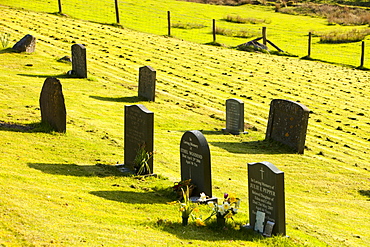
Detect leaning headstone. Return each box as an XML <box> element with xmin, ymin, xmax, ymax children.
<box><xmin>248</xmin><ymin>161</ymin><xmax>285</xmax><ymax>236</ymax></box>
<box><xmin>138</xmin><ymin>66</ymin><xmax>156</xmax><ymax>101</ymax></box>
<box><xmin>124</xmin><ymin>104</ymin><xmax>154</xmax><ymax>173</ymax></box>
<box><xmin>39</xmin><ymin>77</ymin><xmax>66</xmax><ymax>133</ymax></box>
<box><xmin>71</xmin><ymin>44</ymin><xmax>87</xmax><ymax>78</ymax></box>
<box><xmin>222</xmin><ymin>98</ymin><xmax>246</xmax><ymax>135</ymax></box>
<box><xmin>180</xmin><ymin>130</ymin><xmax>212</xmax><ymax>197</ymax></box>
<box><xmin>265</xmin><ymin>99</ymin><xmax>309</xmax><ymax>154</ymax></box>
<box><xmin>12</xmin><ymin>34</ymin><xmax>36</xmax><ymax>53</ymax></box>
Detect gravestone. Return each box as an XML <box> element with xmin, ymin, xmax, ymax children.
<box><xmin>265</xmin><ymin>99</ymin><xmax>309</xmax><ymax>154</ymax></box>
<box><xmin>71</xmin><ymin>44</ymin><xmax>87</xmax><ymax>78</ymax></box>
<box><xmin>39</xmin><ymin>77</ymin><xmax>66</xmax><ymax>133</ymax></box>
<box><xmin>138</xmin><ymin>66</ymin><xmax>156</xmax><ymax>101</ymax></box>
<box><xmin>222</xmin><ymin>98</ymin><xmax>246</xmax><ymax>135</ymax></box>
<box><xmin>180</xmin><ymin>130</ymin><xmax>212</xmax><ymax>197</ymax></box>
<box><xmin>248</xmin><ymin>161</ymin><xmax>285</xmax><ymax>236</ymax></box>
<box><xmin>124</xmin><ymin>104</ymin><xmax>154</xmax><ymax>173</ymax></box>
<box><xmin>12</xmin><ymin>34</ymin><xmax>36</xmax><ymax>53</ymax></box>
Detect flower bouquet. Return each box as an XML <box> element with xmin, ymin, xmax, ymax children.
<box><xmin>206</xmin><ymin>193</ymin><xmax>241</xmax><ymax>227</ymax></box>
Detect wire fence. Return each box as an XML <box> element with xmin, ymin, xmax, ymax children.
<box><xmin>2</xmin><ymin>0</ymin><xmax>369</xmax><ymax>68</ymax></box>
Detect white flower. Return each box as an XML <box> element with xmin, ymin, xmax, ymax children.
<box><xmin>199</xmin><ymin>192</ymin><xmax>207</xmax><ymax>202</ymax></box>
<box><xmin>223</xmin><ymin>202</ymin><xmax>231</xmax><ymax>210</ymax></box>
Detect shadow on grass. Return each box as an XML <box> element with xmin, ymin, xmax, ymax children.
<box><xmin>0</xmin><ymin>121</ymin><xmax>56</xmax><ymax>133</ymax></box>
<box><xmin>210</xmin><ymin>139</ymin><xmax>296</xmax><ymax>154</ymax></box>
<box><xmin>17</xmin><ymin>73</ymin><xmax>72</xmax><ymax>79</ymax></box>
<box><xmin>0</xmin><ymin>48</ymin><xmax>16</xmax><ymax>54</ymax></box>
<box><xmin>89</xmin><ymin>95</ymin><xmax>141</xmax><ymax>103</ymax></box>
<box><xmin>158</xmin><ymin>222</ymin><xmax>264</xmax><ymax>243</ymax></box>
<box><xmin>90</xmin><ymin>190</ymin><xmax>172</xmax><ymax>204</ymax></box>
<box><xmin>28</xmin><ymin>163</ymin><xmax>127</xmax><ymax>177</ymax></box>
<box><xmin>359</xmin><ymin>190</ymin><xmax>370</xmax><ymax>200</ymax></box>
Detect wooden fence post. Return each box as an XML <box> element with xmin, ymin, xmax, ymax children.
<box><xmin>360</xmin><ymin>41</ymin><xmax>365</xmax><ymax>68</ymax></box>
<box><xmin>58</xmin><ymin>0</ymin><xmax>62</xmax><ymax>13</ymax></box>
<box><xmin>213</xmin><ymin>19</ymin><xmax>216</xmax><ymax>43</ymax></box>
<box><xmin>307</xmin><ymin>32</ymin><xmax>312</xmax><ymax>58</ymax></box>
<box><xmin>167</xmin><ymin>11</ymin><xmax>171</xmax><ymax>36</ymax></box>
<box><xmin>262</xmin><ymin>27</ymin><xmax>267</xmax><ymax>46</ymax></box>
<box><xmin>115</xmin><ymin>0</ymin><xmax>120</xmax><ymax>24</ymax></box>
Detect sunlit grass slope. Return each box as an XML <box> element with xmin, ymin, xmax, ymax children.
<box><xmin>0</xmin><ymin>5</ymin><xmax>370</xmax><ymax>247</ymax></box>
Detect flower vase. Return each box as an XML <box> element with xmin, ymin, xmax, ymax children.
<box><xmin>216</xmin><ymin>215</ymin><xmax>226</xmax><ymax>227</ymax></box>
<box><xmin>182</xmin><ymin>216</ymin><xmax>189</xmax><ymax>226</ymax></box>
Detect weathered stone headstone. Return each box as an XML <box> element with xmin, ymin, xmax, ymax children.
<box><xmin>222</xmin><ymin>98</ymin><xmax>246</xmax><ymax>135</ymax></box>
<box><xmin>180</xmin><ymin>130</ymin><xmax>212</xmax><ymax>197</ymax></box>
<box><xmin>39</xmin><ymin>77</ymin><xmax>66</xmax><ymax>133</ymax></box>
<box><xmin>124</xmin><ymin>104</ymin><xmax>154</xmax><ymax>173</ymax></box>
<box><xmin>138</xmin><ymin>66</ymin><xmax>156</xmax><ymax>101</ymax></box>
<box><xmin>265</xmin><ymin>99</ymin><xmax>309</xmax><ymax>154</ymax></box>
<box><xmin>71</xmin><ymin>44</ymin><xmax>87</xmax><ymax>78</ymax></box>
<box><xmin>12</xmin><ymin>34</ymin><xmax>36</xmax><ymax>53</ymax></box>
<box><xmin>248</xmin><ymin>161</ymin><xmax>285</xmax><ymax>236</ymax></box>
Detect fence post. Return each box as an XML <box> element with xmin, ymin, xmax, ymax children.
<box><xmin>360</xmin><ymin>41</ymin><xmax>365</xmax><ymax>68</ymax></box>
<box><xmin>115</xmin><ymin>0</ymin><xmax>120</xmax><ymax>24</ymax></box>
<box><xmin>213</xmin><ymin>19</ymin><xmax>216</xmax><ymax>43</ymax></box>
<box><xmin>307</xmin><ymin>32</ymin><xmax>312</xmax><ymax>58</ymax></box>
<box><xmin>167</xmin><ymin>11</ymin><xmax>171</xmax><ymax>36</ymax></box>
<box><xmin>58</xmin><ymin>0</ymin><xmax>62</xmax><ymax>13</ymax></box>
<box><xmin>262</xmin><ymin>27</ymin><xmax>267</xmax><ymax>46</ymax></box>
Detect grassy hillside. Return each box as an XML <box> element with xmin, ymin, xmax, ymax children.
<box><xmin>0</xmin><ymin>4</ymin><xmax>370</xmax><ymax>247</ymax></box>
<box><xmin>2</xmin><ymin>0</ymin><xmax>370</xmax><ymax>68</ymax></box>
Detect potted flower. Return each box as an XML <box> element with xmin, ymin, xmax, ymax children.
<box><xmin>206</xmin><ymin>193</ymin><xmax>241</xmax><ymax>227</ymax></box>
<box><xmin>178</xmin><ymin>186</ymin><xmax>197</xmax><ymax>225</ymax></box>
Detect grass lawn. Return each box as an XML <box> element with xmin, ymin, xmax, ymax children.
<box><xmin>0</xmin><ymin>3</ymin><xmax>370</xmax><ymax>246</ymax></box>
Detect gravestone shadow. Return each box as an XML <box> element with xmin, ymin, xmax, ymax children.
<box><xmin>210</xmin><ymin>140</ymin><xmax>296</xmax><ymax>154</ymax></box>
<box><xmin>0</xmin><ymin>121</ymin><xmax>55</xmax><ymax>133</ymax></box>
<box><xmin>89</xmin><ymin>190</ymin><xmax>169</xmax><ymax>204</ymax></box>
<box><xmin>159</xmin><ymin>223</ymin><xmax>263</xmax><ymax>242</ymax></box>
<box><xmin>0</xmin><ymin>48</ymin><xmax>16</xmax><ymax>54</ymax></box>
<box><xmin>359</xmin><ymin>190</ymin><xmax>370</xmax><ymax>200</ymax></box>
<box><xmin>90</xmin><ymin>95</ymin><xmax>141</xmax><ymax>103</ymax></box>
<box><xmin>17</xmin><ymin>73</ymin><xmax>71</xmax><ymax>79</ymax></box>
<box><xmin>28</xmin><ymin>163</ymin><xmax>126</xmax><ymax>177</ymax></box>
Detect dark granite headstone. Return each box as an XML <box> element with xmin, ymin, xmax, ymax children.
<box><xmin>248</xmin><ymin>161</ymin><xmax>285</xmax><ymax>236</ymax></box>
<box><xmin>124</xmin><ymin>104</ymin><xmax>154</xmax><ymax>173</ymax></box>
<box><xmin>71</xmin><ymin>44</ymin><xmax>87</xmax><ymax>78</ymax></box>
<box><xmin>138</xmin><ymin>66</ymin><xmax>156</xmax><ymax>101</ymax></box>
<box><xmin>12</xmin><ymin>34</ymin><xmax>36</xmax><ymax>53</ymax></box>
<box><xmin>180</xmin><ymin>130</ymin><xmax>212</xmax><ymax>197</ymax></box>
<box><xmin>39</xmin><ymin>77</ymin><xmax>66</xmax><ymax>133</ymax></box>
<box><xmin>265</xmin><ymin>99</ymin><xmax>309</xmax><ymax>154</ymax></box>
<box><xmin>222</xmin><ymin>98</ymin><xmax>246</xmax><ymax>135</ymax></box>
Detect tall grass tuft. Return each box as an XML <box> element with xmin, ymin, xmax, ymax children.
<box><xmin>277</xmin><ymin>3</ymin><xmax>370</xmax><ymax>26</ymax></box>
<box><xmin>225</xmin><ymin>15</ymin><xmax>270</xmax><ymax>24</ymax></box>
<box><xmin>318</xmin><ymin>28</ymin><xmax>370</xmax><ymax>43</ymax></box>
<box><xmin>215</xmin><ymin>26</ymin><xmax>258</xmax><ymax>38</ymax></box>
<box><xmin>1</xmin><ymin>33</ymin><xmax>10</xmax><ymax>48</ymax></box>
<box><xmin>172</xmin><ymin>22</ymin><xmax>206</xmax><ymax>29</ymax></box>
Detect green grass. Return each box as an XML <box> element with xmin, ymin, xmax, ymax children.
<box><xmin>2</xmin><ymin>0</ymin><xmax>370</xmax><ymax>67</ymax></box>
<box><xmin>0</xmin><ymin>3</ymin><xmax>370</xmax><ymax>247</ymax></box>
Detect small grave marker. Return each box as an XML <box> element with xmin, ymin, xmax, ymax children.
<box><xmin>222</xmin><ymin>98</ymin><xmax>246</xmax><ymax>135</ymax></box>
<box><xmin>180</xmin><ymin>130</ymin><xmax>212</xmax><ymax>197</ymax></box>
<box><xmin>71</xmin><ymin>44</ymin><xmax>87</xmax><ymax>78</ymax></box>
<box><xmin>265</xmin><ymin>99</ymin><xmax>309</xmax><ymax>154</ymax></box>
<box><xmin>39</xmin><ymin>77</ymin><xmax>66</xmax><ymax>133</ymax></box>
<box><xmin>248</xmin><ymin>161</ymin><xmax>286</xmax><ymax>236</ymax></box>
<box><xmin>12</xmin><ymin>34</ymin><xmax>36</xmax><ymax>53</ymax></box>
<box><xmin>138</xmin><ymin>66</ymin><xmax>156</xmax><ymax>101</ymax></box>
<box><xmin>124</xmin><ymin>104</ymin><xmax>154</xmax><ymax>173</ymax></box>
